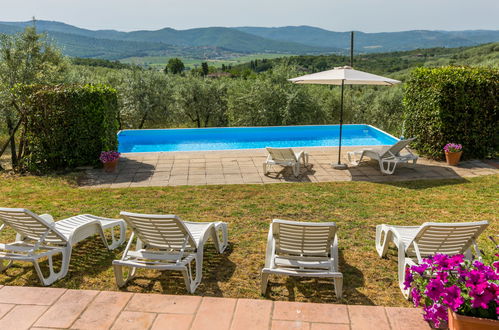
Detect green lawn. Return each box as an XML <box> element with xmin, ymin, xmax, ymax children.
<box><xmin>0</xmin><ymin>174</ymin><xmax>497</xmax><ymax>306</ymax></box>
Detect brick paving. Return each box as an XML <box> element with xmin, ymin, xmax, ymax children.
<box><xmin>80</xmin><ymin>147</ymin><xmax>499</xmax><ymax>188</ymax></box>
<box><xmin>0</xmin><ymin>286</ymin><xmax>431</xmax><ymax>330</ymax></box>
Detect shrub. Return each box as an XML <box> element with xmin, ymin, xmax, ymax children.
<box><xmin>21</xmin><ymin>84</ymin><xmax>119</xmax><ymax>172</ymax></box>
<box><xmin>403</xmin><ymin>66</ymin><xmax>498</xmax><ymax>159</ymax></box>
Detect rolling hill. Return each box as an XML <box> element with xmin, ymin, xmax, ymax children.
<box><xmin>235</xmin><ymin>26</ymin><xmax>499</xmax><ymax>52</ymax></box>
<box><xmin>0</xmin><ymin>20</ymin><xmax>498</xmax><ymax>60</ymax></box>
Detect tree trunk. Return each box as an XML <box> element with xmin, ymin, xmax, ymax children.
<box><xmin>5</xmin><ymin>115</ymin><xmax>18</xmax><ymax>168</ymax></box>
<box><xmin>139</xmin><ymin>111</ymin><xmax>148</xmax><ymax>129</ymax></box>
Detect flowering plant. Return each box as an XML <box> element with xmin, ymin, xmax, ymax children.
<box><xmin>443</xmin><ymin>143</ymin><xmax>462</xmax><ymax>153</ymax></box>
<box><xmin>404</xmin><ymin>253</ymin><xmax>499</xmax><ymax>327</ymax></box>
<box><xmin>99</xmin><ymin>151</ymin><xmax>120</xmax><ymax>163</ymax></box>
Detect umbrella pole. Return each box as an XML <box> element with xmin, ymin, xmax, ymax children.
<box><xmin>333</xmin><ymin>80</ymin><xmax>348</xmax><ymax>169</ymax></box>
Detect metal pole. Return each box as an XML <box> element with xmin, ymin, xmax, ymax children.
<box><xmin>332</xmin><ymin>80</ymin><xmax>347</xmax><ymax>169</ymax></box>
<box><xmin>337</xmin><ymin>80</ymin><xmax>345</xmax><ymax>165</ymax></box>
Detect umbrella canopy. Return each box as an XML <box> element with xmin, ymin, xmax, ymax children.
<box><xmin>289</xmin><ymin>66</ymin><xmax>400</xmax><ymax>85</ymax></box>
<box><xmin>289</xmin><ymin>66</ymin><xmax>401</xmax><ymax>169</ymax></box>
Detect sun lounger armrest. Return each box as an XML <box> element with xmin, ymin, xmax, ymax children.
<box><xmin>331</xmin><ymin>233</ymin><xmax>339</xmax><ymax>272</ymax></box>
<box><xmin>39</xmin><ymin>214</ymin><xmax>54</xmax><ymax>224</ymax></box>
<box><xmin>264</xmin><ymin>225</ymin><xmax>275</xmax><ymax>268</ymax></box>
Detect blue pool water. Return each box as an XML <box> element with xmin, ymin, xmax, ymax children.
<box><xmin>118</xmin><ymin>124</ymin><xmax>398</xmax><ymax>153</ymax></box>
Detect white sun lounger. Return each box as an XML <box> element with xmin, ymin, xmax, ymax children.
<box><xmin>0</xmin><ymin>208</ymin><xmax>126</xmax><ymax>285</ymax></box>
<box><xmin>347</xmin><ymin>138</ymin><xmax>418</xmax><ymax>174</ymax></box>
<box><xmin>261</xmin><ymin>219</ymin><xmax>343</xmax><ymax>298</ymax></box>
<box><xmin>264</xmin><ymin>147</ymin><xmax>310</xmax><ymax>177</ymax></box>
<box><xmin>375</xmin><ymin>221</ymin><xmax>489</xmax><ymax>297</ymax></box>
<box><xmin>113</xmin><ymin>212</ymin><xmax>228</xmax><ymax>293</ymax></box>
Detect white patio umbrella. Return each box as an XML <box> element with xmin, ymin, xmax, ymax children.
<box><xmin>289</xmin><ymin>66</ymin><xmax>401</xmax><ymax>169</ymax></box>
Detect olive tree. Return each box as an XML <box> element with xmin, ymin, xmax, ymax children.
<box><xmin>0</xmin><ymin>25</ymin><xmax>67</xmax><ymax>169</ymax></box>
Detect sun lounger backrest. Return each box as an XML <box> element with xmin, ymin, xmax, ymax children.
<box><xmin>120</xmin><ymin>212</ymin><xmax>197</xmax><ymax>250</ymax></box>
<box><xmin>408</xmin><ymin>221</ymin><xmax>489</xmax><ymax>257</ymax></box>
<box><xmin>380</xmin><ymin>138</ymin><xmax>415</xmax><ymax>158</ymax></box>
<box><xmin>272</xmin><ymin>219</ymin><xmax>336</xmax><ymax>257</ymax></box>
<box><xmin>266</xmin><ymin>148</ymin><xmax>297</xmax><ymax>162</ymax></box>
<box><xmin>0</xmin><ymin>208</ymin><xmax>67</xmax><ymax>243</ymax></box>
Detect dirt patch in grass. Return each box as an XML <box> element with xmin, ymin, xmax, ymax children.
<box><xmin>0</xmin><ymin>173</ymin><xmax>497</xmax><ymax>306</ymax></box>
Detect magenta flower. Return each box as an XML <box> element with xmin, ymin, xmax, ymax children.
<box><xmin>407</xmin><ymin>253</ymin><xmax>498</xmax><ymax>325</ymax></box>
<box><xmin>404</xmin><ymin>268</ymin><xmax>414</xmax><ymax>290</ymax></box>
<box><xmin>410</xmin><ymin>264</ymin><xmax>429</xmax><ymax>275</ymax></box>
<box><xmin>425</xmin><ymin>279</ymin><xmax>445</xmax><ymax>301</ymax></box>
<box><xmin>442</xmin><ymin>285</ymin><xmax>464</xmax><ymax>311</ymax></box>
<box><xmin>412</xmin><ymin>288</ymin><xmax>421</xmax><ymax>307</ymax></box>
<box><xmin>443</xmin><ymin>143</ymin><xmax>462</xmax><ymax>153</ymax></box>
<box><xmin>470</xmin><ymin>285</ymin><xmax>495</xmax><ymax>309</ymax></box>
<box><xmin>423</xmin><ymin>304</ymin><xmax>447</xmax><ymax>328</ymax></box>
<box><xmin>99</xmin><ymin>151</ymin><xmax>120</xmax><ymax>163</ymax></box>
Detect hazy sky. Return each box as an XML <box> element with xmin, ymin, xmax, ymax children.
<box><xmin>2</xmin><ymin>0</ymin><xmax>498</xmax><ymax>32</ymax></box>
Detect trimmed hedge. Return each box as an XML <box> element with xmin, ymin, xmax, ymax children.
<box><xmin>22</xmin><ymin>84</ymin><xmax>119</xmax><ymax>172</ymax></box>
<box><xmin>403</xmin><ymin>66</ymin><xmax>498</xmax><ymax>160</ymax></box>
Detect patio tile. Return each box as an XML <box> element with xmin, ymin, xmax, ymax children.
<box><xmin>231</xmin><ymin>299</ymin><xmax>273</xmax><ymax>330</ymax></box>
<box><xmin>272</xmin><ymin>320</ymin><xmax>310</xmax><ymax>329</ymax></box>
<box><xmin>0</xmin><ymin>286</ymin><xmax>66</xmax><ymax>305</ymax></box>
<box><xmin>191</xmin><ymin>297</ymin><xmax>237</xmax><ymax>330</ymax></box>
<box><xmin>273</xmin><ymin>301</ymin><xmax>349</xmax><ymax>324</ymax></box>
<box><xmin>111</xmin><ymin>311</ymin><xmax>156</xmax><ymax>330</ymax></box>
<box><xmin>71</xmin><ymin>291</ymin><xmax>132</xmax><ymax>330</ymax></box>
<box><xmin>385</xmin><ymin>307</ymin><xmax>430</xmax><ymax>330</ymax></box>
<box><xmin>348</xmin><ymin>305</ymin><xmax>390</xmax><ymax>330</ymax></box>
<box><xmin>126</xmin><ymin>293</ymin><xmax>201</xmax><ymax>314</ymax></box>
<box><xmin>151</xmin><ymin>314</ymin><xmax>193</xmax><ymax>330</ymax></box>
<box><xmin>0</xmin><ymin>305</ymin><xmax>48</xmax><ymax>330</ymax></box>
<box><xmin>310</xmin><ymin>323</ymin><xmax>350</xmax><ymax>330</ymax></box>
<box><xmin>0</xmin><ymin>303</ymin><xmax>14</xmax><ymax>318</ymax></box>
<box><xmin>34</xmin><ymin>289</ymin><xmax>99</xmax><ymax>328</ymax></box>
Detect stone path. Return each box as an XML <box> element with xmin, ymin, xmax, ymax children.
<box><xmin>0</xmin><ymin>285</ymin><xmax>430</xmax><ymax>329</ymax></box>
<box><xmin>80</xmin><ymin>147</ymin><xmax>498</xmax><ymax>188</ymax></box>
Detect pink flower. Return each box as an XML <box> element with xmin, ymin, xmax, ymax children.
<box><xmin>435</xmin><ymin>271</ymin><xmax>449</xmax><ymax>283</ymax></box>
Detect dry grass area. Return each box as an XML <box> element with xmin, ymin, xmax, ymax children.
<box><xmin>0</xmin><ymin>173</ymin><xmax>497</xmax><ymax>307</ymax></box>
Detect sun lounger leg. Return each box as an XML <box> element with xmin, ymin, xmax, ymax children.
<box><xmin>33</xmin><ymin>246</ymin><xmax>71</xmax><ymax>286</ymax></box>
<box><xmin>334</xmin><ymin>276</ymin><xmax>343</xmax><ymax>299</ymax></box>
<box><xmin>113</xmin><ymin>264</ymin><xmax>137</xmax><ymax>287</ymax></box>
<box><xmin>261</xmin><ymin>272</ymin><xmax>270</xmax><ymax>295</ymax></box>
<box><xmin>375</xmin><ymin>225</ymin><xmax>393</xmax><ymax>257</ymax></box>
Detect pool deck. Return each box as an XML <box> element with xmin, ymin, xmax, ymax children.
<box><xmin>80</xmin><ymin>146</ymin><xmax>498</xmax><ymax>188</ymax></box>
<box><xmin>0</xmin><ymin>285</ymin><xmax>431</xmax><ymax>329</ymax></box>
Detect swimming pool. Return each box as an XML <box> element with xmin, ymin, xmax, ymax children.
<box><xmin>118</xmin><ymin>124</ymin><xmax>399</xmax><ymax>153</ymax></box>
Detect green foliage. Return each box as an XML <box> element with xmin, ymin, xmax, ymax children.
<box><xmin>20</xmin><ymin>84</ymin><xmax>119</xmax><ymax>172</ymax></box>
<box><xmin>174</xmin><ymin>77</ymin><xmax>227</xmax><ymax>127</ymax></box>
<box><xmin>403</xmin><ymin>66</ymin><xmax>499</xmax><ymax>159</ymax></box>
<box><xmin>72</xmin><ymin>57</ymin><xmax>134</xmax><ymax>69</ymax></box>
<box><xmin>0</xmin><ymin>25</ymin><xmax>68</xmax><ymax>169</ymax></box>
<box><xmin>167</xmin><ymin>58</ymin><xmax>185</xmax><ymax>74</ymax></box>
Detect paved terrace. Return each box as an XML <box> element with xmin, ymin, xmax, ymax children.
<box><xmin>81</xmin><ymin>147</ymin><xmax>498</xmax><ymax>188</ymax></box>
<box><xmin>0</xmin><ymin>286</ymin><xmax>431</xmax><ymax>330</ymax></box>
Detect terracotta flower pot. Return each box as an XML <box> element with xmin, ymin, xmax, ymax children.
<box><xmin>448</xmin><ymin>309</ymin><xmax>499</xmax><ymax>330</ymax></box>
<box><xmin>103</xmin><ymin>159</ymin><xmax>119</xmax><ymax>173</ymax></box>
<box><xmin>445</xmin><ymin>151</ymin><xmax>462</xmax><ymax>166</ymax></box>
